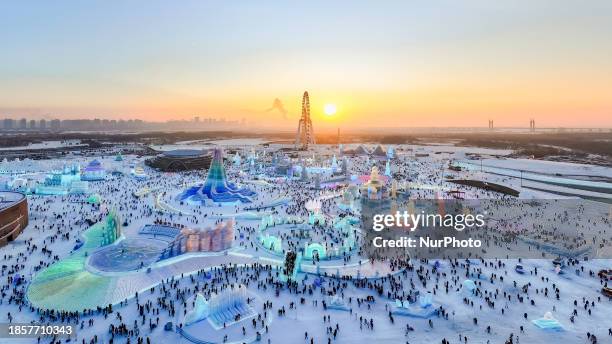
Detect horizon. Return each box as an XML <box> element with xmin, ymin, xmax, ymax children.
<box><xmin>1</xmin><ymin>1</ymin><xmax>611</xmax><ymax>128</ymax></box>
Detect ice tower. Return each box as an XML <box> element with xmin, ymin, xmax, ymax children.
<box><xmin>178</xmin><ymin>148</ymin><xmax>256</xmax><ymax>204</ymax></box>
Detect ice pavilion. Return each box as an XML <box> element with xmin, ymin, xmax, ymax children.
<box><xmin>178</xmin><ymin>148</ymin><xmax>256</xmax><ymax>205</ymax></box>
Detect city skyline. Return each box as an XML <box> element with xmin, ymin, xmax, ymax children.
<box><xmin>1</xmin><ymin>1</ymin><xmax>611</xmax><ymax>129</ymax></box>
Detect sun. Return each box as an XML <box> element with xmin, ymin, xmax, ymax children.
<box><xmin>324</xmin><ymin>103</ymin><xmax>337</xmax><ymax>116</ymax></box>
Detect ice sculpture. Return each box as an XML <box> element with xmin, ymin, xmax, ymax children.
<box><xmin>159</xmin><ymin>220</ymin><xmax>234</xmax><ymax>259</ymax></box>
<box><xmin>331</xmin><ymin>155</ymin><xmax>338</xmax><ymax>169</ymax></box>
<box><xmin>178</xmin><ymin>148</ymin><xmax>256</xmax><ymax>204</ymax></box>
<box><xmin>233</xmin><ymin>152</ymin><xmax>241</xmax><ymax>166</ymax></box>
<box><xmin>35</xmin><ymin>164</ymin><xmax>88</xmax><ymax>195</ymax></box>
<box><xmin>308</xmin><ymin>212</ymin><xmax>325</xmax><ymax>225</ymax></box>
<box><xmin>392</xmin><ymin>293</ymin><xmax>439</xmax><ymax>318</ymax></box>
<box><xmin>184</xmin><ymin>293</ymin><xmax>210</xmax><ymax>326</ymax></box>
<box><xmin>462</xmin><ymin>279</ymin><xmax>476</xmax><ymax>294</ymax></box>
<box><xmin>260</xmin><ymin>234</ymin><xmax>283</xmax><ymax>254</ymax></box>
<box><xmin>360</xmin><ymin>165</ymin><xmax>389</xmax><ymax>200</ymax></box>
<box><xmin>419</xmin><ymin>293</ymin><xmax>433</xmax><ymax>308</ymax></box>
<box><xmin>341</xmin><ymin>157</ymin><xmax>349</xmax><ymax>178</ymax></box>
<box><xmin>532</xmin><ymin>312</ymin><xmax>563</xmax><ymax>330</ymax></box>
<box><xmin>101</xmin><ymin>210</ymin><xmax>121</xmax><ymax>246</ymax></box>
<box><xmin>304</xmin><ymin>243</ymin><xmax>326</xmax><ymax>260</ymax></box>
<box><xmin>207</xmin><ymin>285</ymin><xmax>253</xmax><ymax>328</ymax></box>
<box><xmin>338</xmin><ymin>189</ymin><xmax>355</xmax><ymax>211</ymax></box>
<box><xmin>81</xmin><ymin>159</ymin><xmax>106</xmax><ymax>181</ymax></box>
<box><xmin>327</xmin><ymin>295</ymin><xmax>350</xmax><ymax>311</ymax></box>
<box><xmin>87</xmin><ymin>193</ymin><xmax>102</xmax><ymax>205</ymax></box>
<box><xmin>387</xmin><ymin>146</ymin><xmax>394</xmax><ymax>159</ymax></box>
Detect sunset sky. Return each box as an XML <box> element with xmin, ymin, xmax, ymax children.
<box><xmin>1</xmin><ymin>1</ymin><xmax>611</xmax><ymax>129</ymax></box>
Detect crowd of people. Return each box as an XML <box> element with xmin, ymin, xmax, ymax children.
<box><xmin>0</xmin><ymin>147</ymin><xmax>610</xmax><ymax>344</ymax></box>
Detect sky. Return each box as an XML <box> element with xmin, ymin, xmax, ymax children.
<box><xmin>1</xmin><ymin>1</ymin><xmax>611</xmax><ymax>129</ymax></box>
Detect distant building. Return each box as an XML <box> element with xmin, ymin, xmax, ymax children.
<box><xmin>19</xmin><ymin>118</ymin><xmax>27</xmax><ymax>129</ymax></box>
<box><xmin>146</xmin><ymin>149</ymin><xmax>212</xmax><ymax>172</ymax></box>
<box><xmin>0</xmin><ymin>192</ymin><xmax>28</xmax><ymax>247</ymax></box>
<box><xmin>2</xmin><ymin>119</ymin><xmax>14</xmax><ymax>130</ymax></box>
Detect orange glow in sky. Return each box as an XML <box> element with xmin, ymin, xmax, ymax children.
<box><xmin>1</xmin><ymin>2</ymin><xmax>611</xmax><ymax>128</ymax></box>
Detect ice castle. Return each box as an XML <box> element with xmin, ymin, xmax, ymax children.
<box><xmin>81</xmin><ymin>159</ymin><xmax>106</xmax><ymax>181</ymax></box>
<box><xmin>35</xmin><ymin>164</ymin><xmax>90</xmax><ymax>195</ymax></box>
<box><xmin>178</xmin><ymin>148</ymin><xmax>256</xmax><ymax>204</ymax></box>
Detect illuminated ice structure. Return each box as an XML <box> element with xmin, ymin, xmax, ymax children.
<box><xmin>338</xmin><ymin>189</ymin><xmax>355</xmax><ymax>211</ymax></box>
<box><xmin>303</xmin><ymin>217</ymin><xmax>357</xmax><ymax>260</ymax></box>
<box><xmin>341</xmin><ymin>157</ymin><xmax>349</xmax><ymax>178</ymax></box>
<box><xmin>462</xmin><ymin>279</ymin><xmax>476</xmax><ymax>294</ymax></box>
<box><xmin>209</xmin><ymin>285</ymin><xmax>250</xmax><ymax>326</ymax></box>
<box><xmin>327</xmin><ymin>295</ymin><xmax>350</xmax><ymax>311</ymax></box>
<box><xmin>101</xmin><ymin>210</ymin><xmax>122</xmax><ymax>246</ymax></box>
<box><xmin>274</xmin><ymin>156</ymin><xmax>294</xmax><ymax>177</ymax></box>
<box><xmin>81</xmin><ymin>159</ymin><xmax>106</xmax><ymax>181</ymax></box>
<box><xmin>384</xmin><ymin>160</ymin><xmax>391</xmax><ymax>177</ymax></box>
<box><xmin>184</xmin><ymin>285</ymin><xmax>254</xmax><ymax>329</ymax></box>
<box><xmin>87</xmin><ymin>193</ymin><xmax>102</xmax><ymax>205</ymax></box>
<box><xmin>35</xmin><ymin>164</ymin><xmax>90</xmax><ymax>195</ymax></box>
<box><xmin>4</xmin><ymin>176</ymin><xmax>30</xmax><ymax>192</ymax></box>
<box><xmin>131</xmin><ymin>166</ymin><xmax>148</xmax><ymax>180</ymax></box>
<box><xmin>392</xmin><ymin>293</ymin><xmax>439</xmax><ymax>318</ymax></box>
<box><xmin>300</xmin><ymin>160</ymin><xmax>309</xmax><ymax>181</ymax></box>
<box><xmin>178</xmin><ymin>148</ymin><xmax>256</xmax><ymax>205</ymax></box>
<box><xmin>184</xmin><ymin>294</ymin><xmax>209</xmax><ymax>325</ymax></box>
<box><xmin>247</xmin><ymin>149</ymin><xmax>257</xmax><ymax>174</ymax></box>
<box><xmin>360</xmin><ymin>166</ymin><xmax>389</xmax><ymax>200</ymax></box>
<box><xmin>387</xmin><ymin>146</ymin><xmax>395</xmax><ymax>159</ymax></box>
<box><xmin>257</xmin><ymin>215</ymin><xmax>302</xmax><ymax>255</ymax></box>
<box><xmin>232</xmin><ymin>152</ymin><xmax>241</xmax><ymax>166</ymax></box>
<box><xmin>532</xmin><ymin>312</ymin><xmax>563</xmax><ymax>330</ymax></box>
<box><xmin>159</xmin><ymin>220</ymin><xmax>234</xmax><ymax>259</ymax></box>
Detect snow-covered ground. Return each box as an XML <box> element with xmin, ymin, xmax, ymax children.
<box><xmin>463</xmin><ymin>158</ymin><xmax>612</xmax><ymax>179</ymax></box>
<box><xmin>1</xmin><ymin>144</ymin><xmax>611</xmax><ymax>344</ymax></box>
<box><xmin>0</xmin><ymin>140</ymin><xmax>85</xmax><ymax>151</ymax></box>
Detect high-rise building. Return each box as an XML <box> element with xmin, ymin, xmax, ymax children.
<box><xmin>29</xmin><ymin>119</ymin><xmax>37</xmax><ymax>129</ymax></box>
<box><xmin>39</xmin><ymin>119</ymin><xmax>46</xmax><ymax>130</ymax></box>
<box><xmin>2</xmin><ymin>119</ymin><xmax>14</xmax><ymax>130</ymax></box>
<box><xmin>19</xmin><ymin>118</ymin><xmax>27</xmax><ymax>129</ymax></box>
